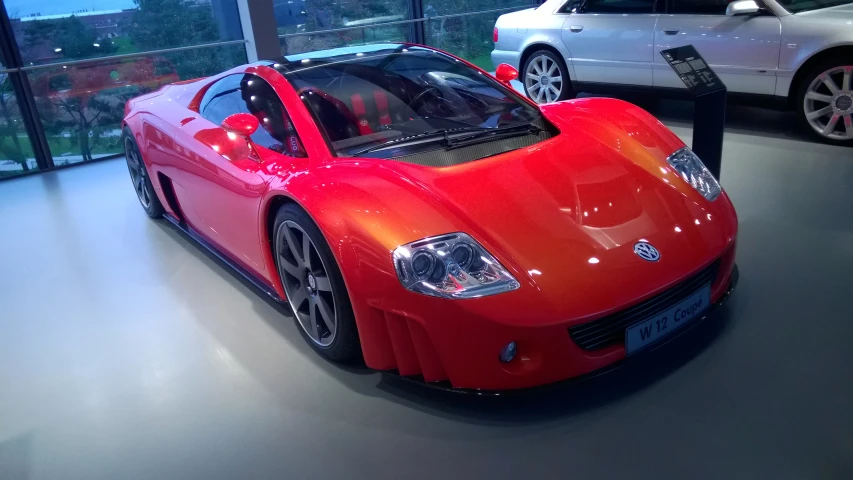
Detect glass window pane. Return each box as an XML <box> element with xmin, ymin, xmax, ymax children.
<box><xmin>425</xmin><ymin>11</ymin><xmax>507</xmax><ymax>70</ymax></box>
<box><xmin>6</xmin><ymin>0</ymin><xmax>243</xmax><ymax>66</ymax></box>
<box><xmin>275</xmin><ymin>0</ymin><xmax>409</xmax><ymax>36</ymax></box>
<box><xmin>0</xmin><ymin>75</ymin><xmax>39</xmax><ymax>178</ymax></box>
<box><xmin>668</xmin><ymin>0</ymin><xmax>729</xmax><ymax>14</ymax></box>
<box><xmin>28</xmin><ymin>44</ymin><xmax>247</xmax><ymax>167</ymax></box>
<box><xmin>281</xmin><ymin>24</ymin><xmax>408</xmax><ymax>55</ymax></box>
<box><xmin>584</xmin><ymin>0</ymin><xmax>655</xmax><ymax>13</ymax></box>
<box><xmin>423</xmin><ymin>0</ymin><xmax>534</xmax><ymax>16</ymax></box>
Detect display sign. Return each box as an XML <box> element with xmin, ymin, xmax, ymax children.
<box><xmin>660</xmin><ymin>45</ymin><xmax>726</xmax><ymax>96</ymax></box>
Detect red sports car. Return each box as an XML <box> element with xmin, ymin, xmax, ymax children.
<box><xmin>122</xmin><ymin>43</ymin><xmax>738</xmax><ymax>391</ymax></box>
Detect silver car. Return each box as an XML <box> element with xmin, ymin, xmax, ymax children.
<box><xmin>492</xmin><ymin>0</ymin><xmax>853</xmax><ymax>145</ymax></box>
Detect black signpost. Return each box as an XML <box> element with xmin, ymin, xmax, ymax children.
<box><xmin>660</xmin><ymin>45</ymin><xmax>726</xmax><ymax>179</ymax></box>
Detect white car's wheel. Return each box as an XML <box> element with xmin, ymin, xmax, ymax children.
<box><xmin>522</xmin><ymin>50</ymin><xmax>574</xmax><ymax>104</ymax></box>
<box><xmin>797</xmin><ymin>61</ymin><xmax>853</xmax><ymax>146</ymax></box>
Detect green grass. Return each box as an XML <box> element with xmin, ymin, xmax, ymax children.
<box><xmin>465</xmin><ymin>54</ymin><xmax>494</xmax><ymax>71</ymax></box>
<box><xmin>0</xmin><ymin>134</ymin><xmax>121</xmax><ymax>161</ymax></box>
<box><xmin>110</xmin><ymin>36</ymin><xmax>135</xmax><ymax>54</ymax></box>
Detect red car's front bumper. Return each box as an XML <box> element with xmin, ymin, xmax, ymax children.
<box><xmin>371</xmin><ymin>246</ymin><xmax>738</xmax><ymax>392</ymax></box>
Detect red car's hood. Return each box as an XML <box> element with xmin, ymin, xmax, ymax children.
<box><xmin>366</xmin><ymin>100</ymin><xmax>737</xmax><ymax>318</ymax></box>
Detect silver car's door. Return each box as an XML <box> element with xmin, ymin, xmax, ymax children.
<box><xmin>559</xmin><ymin>0</ymin><xmax>660</xmax><ymax>86</ymax></box>
<box><xmin>653</xmin><ymin>0</ymin><xmax>782</xmax><ymax>94</ymax></box>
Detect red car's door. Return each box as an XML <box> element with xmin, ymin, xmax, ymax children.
<box><xmin>170</xmin><ymin>72</ymin><xmax>307</xmax><ymax>280</ymax></box>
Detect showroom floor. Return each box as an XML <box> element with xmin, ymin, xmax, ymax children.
<box><xmin>1</xmin><ymin>101</ymin><xmax>852</xmax><ymax>480</ymax></box>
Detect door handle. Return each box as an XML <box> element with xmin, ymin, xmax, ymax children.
<box><xmin>569</xmin><ymin>25</ymin><xmax>583</xmax><ymax>33</ymax></box>
<box><xmin>663</xmin><ymin>29</ymin><xmax>680</xmax><ymax>35</ymax></box>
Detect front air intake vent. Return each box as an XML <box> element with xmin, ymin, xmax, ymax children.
<box><xmin>569</xmin><ymin>261</ymin><xmax>720</xmax><ymax>351</ymax></box>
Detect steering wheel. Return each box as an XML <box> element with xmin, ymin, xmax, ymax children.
<box><xmin>408</xmin><ymin>86</ymin><xmax>456</xmax><ymax>117</ymax></box>
<box><xmin>456</xmin><ymin>90</ymin><xmax>490</xmax><ymax>115</ymax></box>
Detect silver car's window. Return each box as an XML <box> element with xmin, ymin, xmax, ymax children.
<box><xmin>572</xmin><ymin>0</ymin><xmax>656</xmax><ymax>13</ymax></box>
<box><xmin>775</xmin><ymin>0</ymin><xmax>852</xmax><ymax>13</ymax></box>
<box><xmin>668</xmin><ymin>0</ymin><xmax>729</xmax><ymax>14</ymax></box>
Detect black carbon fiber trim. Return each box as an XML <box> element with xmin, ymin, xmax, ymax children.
<box><xmin>569</xmin><ymin>261</ymin><xmax>721</xmax><ymax>351</ymax></box>
<box><xmin>389</xmin><ymin>119</ymin><xmax>556</xmax><ymax>167</ymax></box>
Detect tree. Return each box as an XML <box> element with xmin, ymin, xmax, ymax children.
<box><xmin>0</xmin><ymin>75</ymin><xmax>29</xmax><ymax>173</ymax></box>
<box><xmin>38</xmin><ymin>87</ymin><xmax>137</xmax><ymax>164</ymax></box>
<box><xmin>127</xmin><ymin>0</ymin><xmax>226</xmax><ymax>79</ymax></box>
<box><xmin>23</xmin><ymin>15</ymin><xmax>118</xmax><ymax>61</ymax></box>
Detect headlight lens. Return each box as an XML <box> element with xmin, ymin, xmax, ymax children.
<box><xmin>666</xmin><ymin>147</ymin><xmax>721</xmax><ymax>201</ymax></box>
<box><xmin>393</xmin><ymin>233</ymin><xmax>520</xmax><ymax>299</ymax></box>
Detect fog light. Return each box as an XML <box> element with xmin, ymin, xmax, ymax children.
<box><xmin>498</xmin><ymin>342</ymin><xmax>517</xmax><ymax>363</ymax></box>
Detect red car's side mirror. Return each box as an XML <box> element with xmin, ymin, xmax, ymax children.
<box><xmin>221</xmin><ymin>113</ymin><xmax>259</xmax><ymax>137</ymax></box>
<box><xmin>495</xmin><ymin>63</ymin><xmax>519</xmax><ymax>85</ymax></box>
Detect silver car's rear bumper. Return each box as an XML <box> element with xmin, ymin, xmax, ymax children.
<box><xmin>491</xmin><ymin>49</ymin><xmax>522</xmax><ymax>70</ymax></box>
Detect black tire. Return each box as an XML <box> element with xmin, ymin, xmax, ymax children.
<box><xmin>273</xmin><ymin>203</ymin><xmax>361</xmax><ymax>362</ymax></box>
<box><xmin>122</xmin><ymin>127</ymin><xmax>165</xmax><ymax>218</ymax></box>
<box><xmin>522</xmin><ymin>49</ymin><xmax>575</xmax><ymax>104</ymax></box>
<box><xmin>795</xmin><ymin>58</ymin><xmax>853</xmax><ymax>146</ymax></box>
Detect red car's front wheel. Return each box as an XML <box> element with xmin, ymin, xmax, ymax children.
<box><xmin>273</xmin><ymin>203</ymin><xmax>361</xmax><ymax>362</ymax></box>
<box><xmin>123</xmin><ymin>128</ymin><xmax>164</xmax><ymax>218</ymax></box>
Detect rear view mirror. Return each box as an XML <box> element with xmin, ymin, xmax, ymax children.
<box><xmin>726</xmin><ymin>0</ymin><xmax>760</xmax><ymax>15</ymax></box>
<box><xmin>495</xmin><ymin>63</ymin><xmax>519</xmax><ymax>85</ymax></box>
<box><xmin>221</xmin><ymin>113</ymin><xmax>259</xmax><ymax>137</ymax></box>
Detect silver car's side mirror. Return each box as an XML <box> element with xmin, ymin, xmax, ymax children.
<box><xmin>726</xmin><ymin>0</ymin><xmax>761</xmax><ymax>15</ymax></box>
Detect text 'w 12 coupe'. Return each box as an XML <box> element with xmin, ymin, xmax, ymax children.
<box><xmin>122</xmin><ymin>43</ymin><xmax>738</xmax><ymax>392</ymax></box>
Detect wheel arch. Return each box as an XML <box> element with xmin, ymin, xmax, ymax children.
<box><xmin>258</xmin><ymin>168</ymin><xmax>473</xmax><ymax>373</ymax></box>
<box><xmin>519</xmin><ymin>42</ymin><xmax>572</xmax><ymax>80</ymax></box>
<box><xmin>788</xmin><ymin>44</ymin><xmax>853</xmax><ymax>108</ymax></box>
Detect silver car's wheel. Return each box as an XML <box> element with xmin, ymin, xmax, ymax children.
<box><xmin>277</xmin><ymin>220</ymin><xmax>338</xmax><ymax>347</ymax></box>
<box><xmin>803</xmin><ymin>65</ymin><xmax>853</xmax><ymax>142</ymax></box>
<box><xmin>524</xmin><ymin>53</ymin><xmax>565</xmax><ymax>104</ymax></box>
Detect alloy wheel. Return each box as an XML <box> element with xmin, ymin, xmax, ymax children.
<box><xmin>276</xmin><ymin>220</ymin><xmax>337</xmax><ymax>347</ymax></box>
<box><xmin>803</xmin><ymin>65</ymin><xmax>853</xmax><ymax>141</ymax></box>
<box><xmin>124</xmin><ymin>138</ymin><xmax>150</xmax><ymax>208</ymax></box>
<box><xmin>525</xmin><ymin>55</ymin><xmax>563</xmax><ymax>104</ymax></box>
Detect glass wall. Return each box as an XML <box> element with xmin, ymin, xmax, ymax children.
<box><xmin>0</xmin><ymin>0</ymin><xmax>247</xmax><ymax>177</ymax></box>
<box><xmin>0</xmin><ymin>71</ymin><xmax>38</xmax><ymax>178</ymax></box>
<box><xmin>424</xmin><ymin>0</ymin><xmax>535</xmax><ymax>70</ymax></box>
<box><xmin>275</xmin><ymin>0</ymin><xmax>410</xmax><ymax>55</ymax></box>
<box><xmin>0</xmin><ymin>0</ymin><xmax>536</xmax><ymax>180</ymax></box>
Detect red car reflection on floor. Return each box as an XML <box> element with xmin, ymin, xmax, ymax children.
<box><xmin>121</xmin><ymin>43</ymin><xmax>738</xmax><ymax>392</ymax></box>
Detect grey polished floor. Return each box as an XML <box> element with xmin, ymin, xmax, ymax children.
<box><xmin>1</xmin><ymin>102</ymin><xmax>853</xmax><ymax>480</ymax></box>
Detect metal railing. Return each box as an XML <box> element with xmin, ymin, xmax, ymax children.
<box><xmin>0</xmin><ymin>39</ymin><xmax>248</xmax><ymax>74</ymax></box>
<box><xmin>277</xmin><ymin>5</ymin><xmax>532</xmax><ymax>40</ymax></box>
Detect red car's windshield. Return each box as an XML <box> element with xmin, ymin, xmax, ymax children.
<box><xmin>272</xmin><ymin>45</ymin><xmax>541</xmax><ymax>158</ymax></box>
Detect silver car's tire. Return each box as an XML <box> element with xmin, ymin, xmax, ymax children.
<box><xmin>797</xmin><ymin>60</ymin><xmax>853</xmax><ymax>146</ymax></box>
<box><xmin>522</xmin><ymin>50</ymin><xmax>574</xmax><ymax>104</ymax></box>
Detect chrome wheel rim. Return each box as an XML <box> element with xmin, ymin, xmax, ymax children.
<box><xmin>804</xmin><ymin>65</ymin><xmax>853</xmax><ymax>141</ymax></box>
<box><xmin>525</xmin><ymin>54</ymin><xmax>563</xmax><ymax>104</ymax></box>
<box><xmin>124</xmin><ymin>138</ymin><xmax>150</xmax><ymax>208</ymax></box>
<box><xmin>276</xmin><ymin>220</ymin><xmax>337</xmax><ymax>347</ymax></box>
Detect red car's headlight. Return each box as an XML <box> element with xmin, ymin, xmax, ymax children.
<box><xmin>667</xmin><ymin>147</ymin><xmax>722</xmax><ymax>201</ymax></box>
<box><xmin>392</xmin><ymin>233</ymin><xmax>520</xmax><ymax>299</ymax></box>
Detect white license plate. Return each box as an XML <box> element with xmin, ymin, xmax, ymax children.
<box><xmin>625</xmin><ymin>284</ymin><xmax>711</xmax><ymax>355</ymax></box>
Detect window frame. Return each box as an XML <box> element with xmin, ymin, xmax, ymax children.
<box><xmin>557</xmin><ymin>0</ymin><xmax>663</xmax><ymax>13</ymax></box>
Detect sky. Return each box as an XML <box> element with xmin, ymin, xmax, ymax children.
<box><xmin>5</xmin><ymin>0</ymin><xmax>137</xmax><ymax>18</ymax></box>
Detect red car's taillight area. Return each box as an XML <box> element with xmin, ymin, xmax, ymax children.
<box><xmin>493</xmin><ymin>28</ymin><xmax>499</xmax><ymax>43</ymax></box>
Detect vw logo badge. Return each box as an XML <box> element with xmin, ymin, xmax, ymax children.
<box><xmin>634</xmin><ymin>242</ymin><xmax>660</xmax><ymax>262</ymax></box>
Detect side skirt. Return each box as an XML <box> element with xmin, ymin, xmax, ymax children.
<box><xmin>162</xmin><ymin>213</ymin><xmax>285</xmax><ymax>304</ymax></box>
<box><xmin>572</xmin><ymin>82</ymin><xmax>790</xmax><ymax>110</ymax></box>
